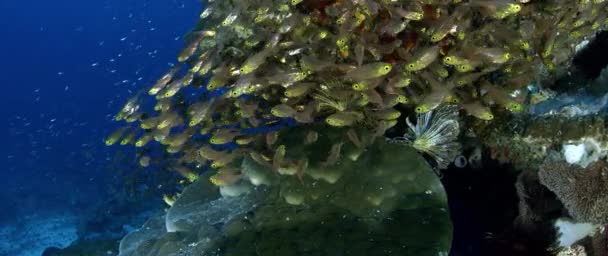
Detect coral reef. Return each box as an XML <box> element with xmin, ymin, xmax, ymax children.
<box><xmin>477</xmin><ymin>113</ymin><xmax>607</xmax><ymax>171</ymax></box>
<box><xmin>118</xmin><ymin>131</ymin><xmax>452</xmax><ymax>256</ymax></box>
<box><xmin>538</xmin><ymin>160</ymin><xmax>608</xmax><ymax>225</ymax></box>
<box><xmin>103</xmin><ymin>0</ymin><xmax>607</xmax><ymax>254</ymax></box>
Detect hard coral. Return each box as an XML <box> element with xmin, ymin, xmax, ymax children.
<box><xmin>538</xmin><ymin>160</ymin><xmax>608</xmax><ymax>225</ymax></box>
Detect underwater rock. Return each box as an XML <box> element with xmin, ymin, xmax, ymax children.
<box><xmin>477</xmin><ymin>114</ymin><xmax>607</xmax><ymax>171</ymax></box>
<box><xmin>539</xmin><ymin>160</ymin><xmax>608</xmax><ymax>225</ymax></box>
<box><xmin>118</xmin><ymin>127</ymin><xmax>452</xmax><ymax>256</ymax></box>
<box><xmin>555</xmin><ymin>244</ymin><xmax>587</xmax><ymax>256</ymax></box>
<box><xmin>562</xmin><ymin>137</ymin><xmax>607</xmax><ymax>168</ymax></box>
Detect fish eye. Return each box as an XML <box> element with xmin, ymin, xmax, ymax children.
<box><xmin>384</xmin><ymin>65</ymin><xmax>391</xmax><ymax>71</ymax></box>
<box><xmin>408</xmin><ymin>64</ymin><xmax>415</xmax><ymax>68</ymax></box>
<box><xmin>487</xmin><ymin>114</ymin><xmax>494</xmax><ymax>120</ymax></box>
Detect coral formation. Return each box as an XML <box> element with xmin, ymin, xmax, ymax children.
<box><xmin>118</xmin><ymin>133</ymin><xmax>452</xmax><ymax>256</ymax></box>
<box><xmin>477</xmin><ymin>114</ymin><xmax>607</xmax><ymax>170</ymax></box>
<box><xmin>538</xmin><ymin>160</ymin><xmax>608</xmax><ymax>225</ymax></box>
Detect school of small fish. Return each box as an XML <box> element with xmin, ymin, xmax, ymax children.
<box><xmin>106</xmin><ymin>0</ymin><xmax>607</xmax><ymax>193</ymax></box>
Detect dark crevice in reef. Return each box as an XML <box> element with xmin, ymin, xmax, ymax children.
<box><xmin>572</xmin><ymin>30</ymin><xmax>608</xmax><ymax>81</ymax></box>
<box><xmin>556</xmin><ymin>30</ymin><xmax>608</xmax><ymax>93</ymax></box>
<box><xmin>441</xmin><ymin>155</ymin><xmax>557</xmax><ymax>256</ymax></box>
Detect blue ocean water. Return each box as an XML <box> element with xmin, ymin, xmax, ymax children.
<box><xmin>2</xmin><ymin>0</ymin><xmax>200</xmax><ymax>254</ymax></box>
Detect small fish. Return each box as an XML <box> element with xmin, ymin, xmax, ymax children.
<box><xmin>325</xmin><ymin>111</ymin><xmax>364</xmax><ymax>127</ymax></box>
<box><xmin>320</xmin><ymin>142</ymin><xmax>343</xmax><ymax>167</ymax></box>
<box><xmin>372</xmin><ymin>108</ymin><xmax>402</xmax><ymax>120</ymax></box>
<box><xmin>346</xmin><ymin>128</ymin><xmax>363</xmax><ymax>148</ymax></box>
<box><xmin>198</xmin><ymin>146</ymin><xmax>225</xmax><ymax>161</ymax></box>
<box><xmin>139</xmin><ymin>156</ymin><xmax>151</xmax><ymax>167</ymax></box>
<box><xmin>379</xmin><ymin>18</ymin><xmax>409</xmax><ymax>36</ymax></box>
<box><xmin>188</xmin><ymin>99</ymin><xmax>216</xmax><ymax>127</ymax></box>
<box><xmin>383</xmin><ymin>94</ymin><xmax>409</xmax><ymax>107</ymax></box>
<box><xmin>157</xmin><ymin>112</ymin><xmax>183</xmax><ymax>129</ymax></box>
<box><xmin>481</xmin><ymin>81</ymin><xmax>524</xmax><ymax>112</ymax></box>
<box><xmin>300</xmin><ymin>55</ymin><xmax>334</xmax><ymax>72</ymax></box>
<box><xmin>235</xmin><ymin>135</ymin><xmax>257</xmax><ymax>145</ymax></box>
<box><xmin>352</xmin><ymin>78</ymin><xmax>382</xmax><ymax>91</ymax></box>
<box><xmin>344</xmin><ymin>62</ymin><xmax>393</xmax><ymax>81</ymax></box>
<box><xmin>239</xmin><ymin>36</ymin><xmax>279</xmax><ymax>75</ymax></box>
<box><xmin>430</xmin><ymin>7</ymin><xmax>466</xmax><ymax>42</ymax></box>
<box><xmin>206</xmin><ymin>66</ymin><xmax>231</xmax><ymax>90</ymax></box>
<box><xmin>173</xmin><ymin>166</ymin><xmax>198</xmax><ymax>183</ymax></box>
<box><xmin>266</xmin><ymin>70</ymin><xmax>309</xmax><ymax>87</ymax></box>
<box><xmin>163</xmin><ymin>194</ymin><xmax>176</xmax><ymax>206</ymax></box>
<box><xmin>462</xmin><ymin>102</ymin><xmax>494</xmax><ymax>120</ymax></box>
<box><xmin>140</xmin><ymin>116</ymin><xmax>160</xmax><ymax>129</ymax></box>
<box><xmin>405</xmin><ymin>46</ymin><xmax>440</xmax><ymax>72</ymax></box>
<box><xmin>105</xmin><ymin>127</ymin><xmax>128</xmax><ymax>146</ymax></box>
<box><xmin>249</xmin><ymin>151</ymin><xmax>272</xmax><ymax>168</ymax></box>
<box><xmin>266</xmin><ymin>131</ymin><xmax>279</xmax><ymax>147</ymax></box>
<box><xmin>285</xmin><ymin>82</ymin><xmax>314</xmax><ymax>98</ymax></box>
<box><xmin>451</xmin><ymin>71</ymin><xmax>489</xmax><ymax>87</ymax></box>
<box><xmin>386</xmin><ymin>74</ymin><xmax>412</xmax><ymax>88</ymax></box>
<box><xmin>415</xmin><ymin>72</ymin><xmax>456</xmax><ymax>113</ymax></box>
<box><xmin>429</xmin><ymin>63</ymin><xmax>449</xmax><ymax>78</ymax></box>
<box><xmin>305</xmin><ymin>130</ymin><xmax>318</xmax><ymax>144</ymax></box>
<box><xmin>474</xmin><ymin>1</ymin><xmax>522</xmax><ymax>19</ymax></box>
<box><xmin>210</xmin><ymin>129</ymin><xmax>240</xmax><ymax>145</ymax></box>
<box><xmin>120</xmin><ymin>130</ymin><xmax>137</xmax><ymax>145</ymax></box>
<box><xmin>210</xmin><ymin>151</ymin><xmax>242</xmax><ymax>168</ymax></box>
<box><xmin>294</xmin><ymin>102</ymin><xmax>315</xmax><ymax>123</ymax></box>
<box><xmin>471</xmin><ymin>47</ymin><xmax>511</xmax><ymax>64</ymax></box>
<box><xmin>394</xmin><ymin>7</ymin><xmax>424</xmax><ymax>21</ymax></box>
<box><xmin>177</xmin><ymin>31</ymin><xmax>214</xmax><ymax>62</ymax></box>
<box><xmin>270</xmin><ymin>104</ymin><xmax>297</xmax><ymax>118</ymax></box>
<box><xmin>209</xmin><ymin>168</ymin><xmax>242</xmax><ymax>186</ymax></box>
<box><xmin>221</xmin><ymin>9</ymin><xmax>240</xmax><ymax>27</ymax></box>
<box><xmin>149</xmin><ymin>66</ymin><xmax>180</xmax><ymax>95</ymax></box>
<box><xmin>135</xmin><ymin>133</ymin><xmax>154</xmax><ymax>147</ymax></box>
<box><xmin>152</xmin><ymin>127</ymin><xmax>171</xmax><ymax>142</ymax></box>
<box><xmin>272</xmin><ymin>145</ymin><xmax>286</xmax><ymax>171</ymax></box>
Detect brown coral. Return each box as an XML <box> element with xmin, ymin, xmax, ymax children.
<box><xmin>538</xmin><ymin>160</ymin><xmax>608</xmax><ymax>225</ymax></box>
